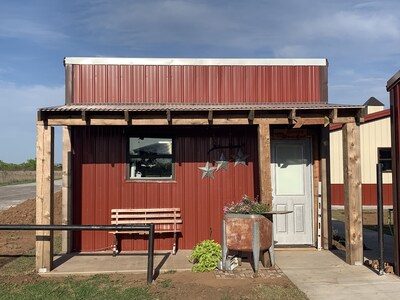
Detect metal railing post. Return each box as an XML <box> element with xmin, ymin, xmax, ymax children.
<box><xmin>147</xmin><ymin>223</ymin><xmax>155</xmax><ymax>284</ymax></box>
<box><xmin>377</xmin><ymin>163</ymin><xmax>384</xmax><ymax>275</ymax></box>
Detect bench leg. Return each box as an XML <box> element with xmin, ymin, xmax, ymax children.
<box><xmin>112</xmin><ymin>234</ymin><xmax>118</xmax><ymax>257</ymax></box>
<box><xmin>172</xmin><ymin>232</ymin><xmax>177</xmax><ymax>255</ymax></box>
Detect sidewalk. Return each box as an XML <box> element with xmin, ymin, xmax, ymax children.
<box><xmin>276</xmin><ymin>250</ymin><xmax>400</xmax><ymax>299</ymax></box>
<box><xmin>275</xmin><ymin>220</ymin><xmax>399</xmax><ymax>299</ymax></box>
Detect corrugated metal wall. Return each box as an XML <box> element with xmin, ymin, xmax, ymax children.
<box><xmin>388</xmin><ymin>73</ymin><xmax>400</xmax><ymax>276</ymax></box>
<box><xmin>331</xmin><ymin>184</ymin><xmax>393</xmax><ymax>206</ymax></box>
<box><xmin>72</xmin><ymin>65</ymin><xmax>323</xmax><ymax>104</ymax></box>
<box><xmin>72</xmin><ymin>125</ymin><xmax>259</xmax><ymax>252</ymax></box>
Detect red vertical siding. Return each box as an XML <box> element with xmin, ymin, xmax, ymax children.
<box><xmin>331</xmin><ymin>184</ymin><xmax>393</xmax><ymax>206</ymax></box>
<box><xmin>71</xmin><ymin>65</ymin><xmax>323</xmax><ymax>104</ymax></box>
<box><xmin>72</xmin><ymin>126</ymin><xmax>259</xmax><ymax>252</ymax></box>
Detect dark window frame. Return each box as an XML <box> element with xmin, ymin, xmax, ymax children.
<box><xmin>126</xmin><ymin>136</ymin><xmax>175</xmax><ymax>181</ymax></box>
<box><xmin>377</xmin><ymin>147</ymin><xmax>392</xmax><ymax>172</ymax></box>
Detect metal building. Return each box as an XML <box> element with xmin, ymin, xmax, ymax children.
<box><xmin>35</xmin><ymin>58</ymin><xmax>364</xmax><ymax>272</ymax></box>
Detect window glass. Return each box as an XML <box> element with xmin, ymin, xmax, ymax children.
<box><xmin>378</xmin><ymin>148</ymin><xmax>392</xmax><ymax>172</ymax></box>
<box><xmin>128</xmin><ymin>137</ymin><xmax>173</xmax><ymax>179</ymax></box>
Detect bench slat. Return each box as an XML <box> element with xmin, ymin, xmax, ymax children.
<box><xmin>112</xmin><ymin>219</ymin><xmax>182</xmax><ymax>225</ymax></box>
<box><xmin>110</xmin><ymin>230</ymin><xmax>177</xmax><ymax>234</ymax></box>
<box><xmin>112</xmin><ymin>208</ymin><xmax>180</xmax><ymax>213</ymax></box>
<box><xmin>111</xmin><ymin>213</ymin><xmax>181</xmax><ymax>219</ymax></box>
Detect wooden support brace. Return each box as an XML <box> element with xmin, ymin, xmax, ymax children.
<box><xmin>293</xmin><ymin>117</ymin><xmax>304</xmax><ymax>128</ymax></box>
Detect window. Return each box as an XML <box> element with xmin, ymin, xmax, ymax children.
<box><xmin>378</xmin><ymin>147</ymin><xmax>392</xmax><ymax>172</ymax></box>
<box><xmin>128</xmin><ymin>137</ymin><xmax>173</xmax><ymax>179</ymax></box>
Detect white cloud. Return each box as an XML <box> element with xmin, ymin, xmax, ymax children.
<box><xmin>0</xmin><ymin>18</ymin><xmax>68</xmax><ymax>43</ymax></box>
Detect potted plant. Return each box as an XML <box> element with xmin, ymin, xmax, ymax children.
<box><xmin>189</xmin><ymin>239</ymin><xmax>222</xmax><ymax>272</ymax></box>
<box><xmin>222</xmin><ymin>195</ymin><xmax>272</xmax><ymax>272</ymax></box>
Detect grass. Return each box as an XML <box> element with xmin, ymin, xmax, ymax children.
<box><xmin>0</xmin><ymin>275</ymin><xmax>152</xmax><ymax>300</ymax></box>
<box><xmin>254</xmin><ymin>284</ymin><xmax>308</xmax><ymax>300</ymax></box>
<box><xmin>0</xmin><ymin>170</ymin><xmax>62</xmax><ymax>186</ymax></box>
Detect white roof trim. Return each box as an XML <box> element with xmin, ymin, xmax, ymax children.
<box><xmin>64</xmin><ymin>57</ymin><xmax>328</xmax><ymax>66</ymax></box>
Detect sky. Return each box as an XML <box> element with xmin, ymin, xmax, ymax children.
<box><xmin>0</xmin><ymin>0</ymin><xmax>399</xmax><ymax>163</ymax></box>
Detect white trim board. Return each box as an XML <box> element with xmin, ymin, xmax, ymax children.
<box><xmin>64</xmin><ymin>57</ymin><xmax>328</xmax><ymax>67</ymax></box>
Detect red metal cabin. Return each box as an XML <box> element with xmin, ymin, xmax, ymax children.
<box><xmin>36</xmin><ymin>58</ymin><xmax>365</xmax><ymax>272</ymax></box>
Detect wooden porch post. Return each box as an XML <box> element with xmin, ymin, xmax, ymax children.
<box><xmin>258</xmin><ymin>122</ymin><xmax>272</xmax><ymax>206</ymax></box>
<box><xmin>62</xmin><ymin>126</ymin><xmax>72</xmax><ymax>253</ymax></box>
<box><xmin>36</xmin><ymin>124</ymin><xmax>54</xmax><ymax>272</ymax></box>
<box><xmin>342</xmin><ymin>122</ymin><xmax>363</xmax><ymax>265</ymax></box>
<box><xmin>321</xmin><ymin>126</ymin><xmax>332</xmax><ymax>249</ymax></box>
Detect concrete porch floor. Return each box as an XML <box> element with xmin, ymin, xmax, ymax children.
<box><xmin>48</xmin><ymin>249</ymin><xmax>278</xmax><ymax>278</ymax></box>
<box><xmin>49</xmin><ymin>250</ymin><xmax>194</xmax><ymax>276</ymax></box>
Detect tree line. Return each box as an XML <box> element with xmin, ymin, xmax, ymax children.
<box><xmin>0</xmin><ymin>159</ymin><xmax>62</xmax><ymax>171</ymax></box>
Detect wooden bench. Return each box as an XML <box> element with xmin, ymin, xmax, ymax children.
<box><xmin>110</xmin><ymin>208</ymin><xmax>182</xmax><ymax>256</ymax></box>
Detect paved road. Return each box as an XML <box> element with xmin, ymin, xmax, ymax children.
<box><xmin>0</xmin><ymin>180</ymin><xmax>62</xmax><ymax>211</ymax></box>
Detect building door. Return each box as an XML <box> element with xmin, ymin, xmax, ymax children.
<box><xmin>271</xmin><ymin>139</ymin><xmax>313</xmax><ymax>245</ymax></box>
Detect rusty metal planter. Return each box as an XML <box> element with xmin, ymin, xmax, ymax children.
<box><xmin>222</xmin><ymin>214</ymin><xmax>272</xmax><ymax>272</ymax></box>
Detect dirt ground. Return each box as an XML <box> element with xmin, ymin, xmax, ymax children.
<box><xmin>0</xmin><ymin>192</ymin><xmax>303</xmax><ymax>299</ymax></box>
<box><xmin>0</xmin><ymin>192</ymin><xmax>62</xmax><ymax>268</ymax></box>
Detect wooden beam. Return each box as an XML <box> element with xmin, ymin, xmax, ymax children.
<box><xmin>288</xmin><ymin>109</ymin><xmax>296</xmax><ymax>124</ymax></box>
<box><xmin>342</xmin><ymin>122</ymin><xmax>363</xmax><ymax>265</ymax></box>
<box><xmin>36</xmin><ymin>124</ymin><xmax>54</xmax><ymax>272</ymax></box>
<box><xmin>331</xmin><ymin>117</ymin><xmax>356</xmax><ymax>124</ymax></box>
<box><xmin>329</xmin><ymin>108</ymin><xmax>338</xmax><ymax>123</ymax></box>
<box><xmin>248</xmin><ymin>110</ymin><xmax>255</xmax><ymax>123</ymax></box>
<box><xmin>208</xmin><ymin>110</ymin><xmax>213</xmax><ymax>124</ymax></box>
<box><xmin>356</xmin><ymin>108</ymin><xmax>365</xmax><ymax>124</ymax></box>
<box><xmin>166</xmin><ymin>110</ymin><xmax>172</xmax><ymax>124</ymax></box>
<box><xmin>81</xmin><ymin>111</ymin><xmax>87</xmax><ymax>122</ymax></box>
<box><xmin>62</xmin><ymin>126</ymin><xmax>72</xmax><ymax>254</ymax></box>
<box><xmin>320</xmin><ymin>126</ymin><xmax>332</xmax><ymax>249</ymax></box>
<box><xmin>258</xmin><ymin>123</ymin><xmax>272</xmax><ymax>206</ymax></box>
<box><xmin>124</xmin><ymin>110</ymin><xmax>131</xmax><ymax>124</ymax></box>
<box><xmin>43</xmin><ymin>116</ymin><xmax>330</xmax><ymax>127</ymax></box>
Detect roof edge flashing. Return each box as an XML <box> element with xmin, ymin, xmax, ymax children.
<box><xmin>64</xmin><ymin>57</ymin><xmax>328</xmax><ymax>67</ymax></box>
<box><xmin>387</xmin><ymin>70</ymin><xmax>400</xmax><ymax>91</ymax></box>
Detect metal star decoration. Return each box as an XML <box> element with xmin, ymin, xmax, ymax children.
<box><xmin>215</xmin><ymin>153</ymin><xmax>229</xmax><ymax>171</ymax></box>
<box><xmin>233</xmin><ymin>149</ymin><xmax>249</xmax><ymax>167</ymax></box>
<box><xmin>198</xmin><ymin>161</ymin><xmax>217</xmax><ymax>179</ymax></box>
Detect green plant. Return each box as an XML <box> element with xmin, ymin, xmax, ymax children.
<box><xmin>189</xmin><ymin>240</ymin><xmax>222</xmax><ymax>272</ymax></box>
<box><xmin>224</xmin><ymin>195</ymin><xmax>270</xmax><ymax>214</ymax></box>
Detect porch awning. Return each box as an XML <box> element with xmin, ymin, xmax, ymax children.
<box><xmin>37</xmin><ymin>102</ymin><xmax>364</xmax><ymax>127</ymax></box>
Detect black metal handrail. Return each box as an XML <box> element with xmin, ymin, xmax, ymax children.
<box><xmin>0</xmin><ymin>224</ymin><xmax>155</xmax><ymax>284</ymax></box>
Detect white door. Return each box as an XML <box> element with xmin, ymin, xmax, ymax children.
<box><xmin>271</xmin><ymin>139</ymin><xmax>313</xmax><ymax>245</ymax></box>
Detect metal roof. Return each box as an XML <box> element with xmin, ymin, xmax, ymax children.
<box><xmin>39</xmin><ymin>102</ymin><xmax>362</xmax><ymax>113</ymax></box>
<box><xmin>64</xmin><ymin>57</ymin><xmax>328</xmax><ymax>67</ymax></box>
